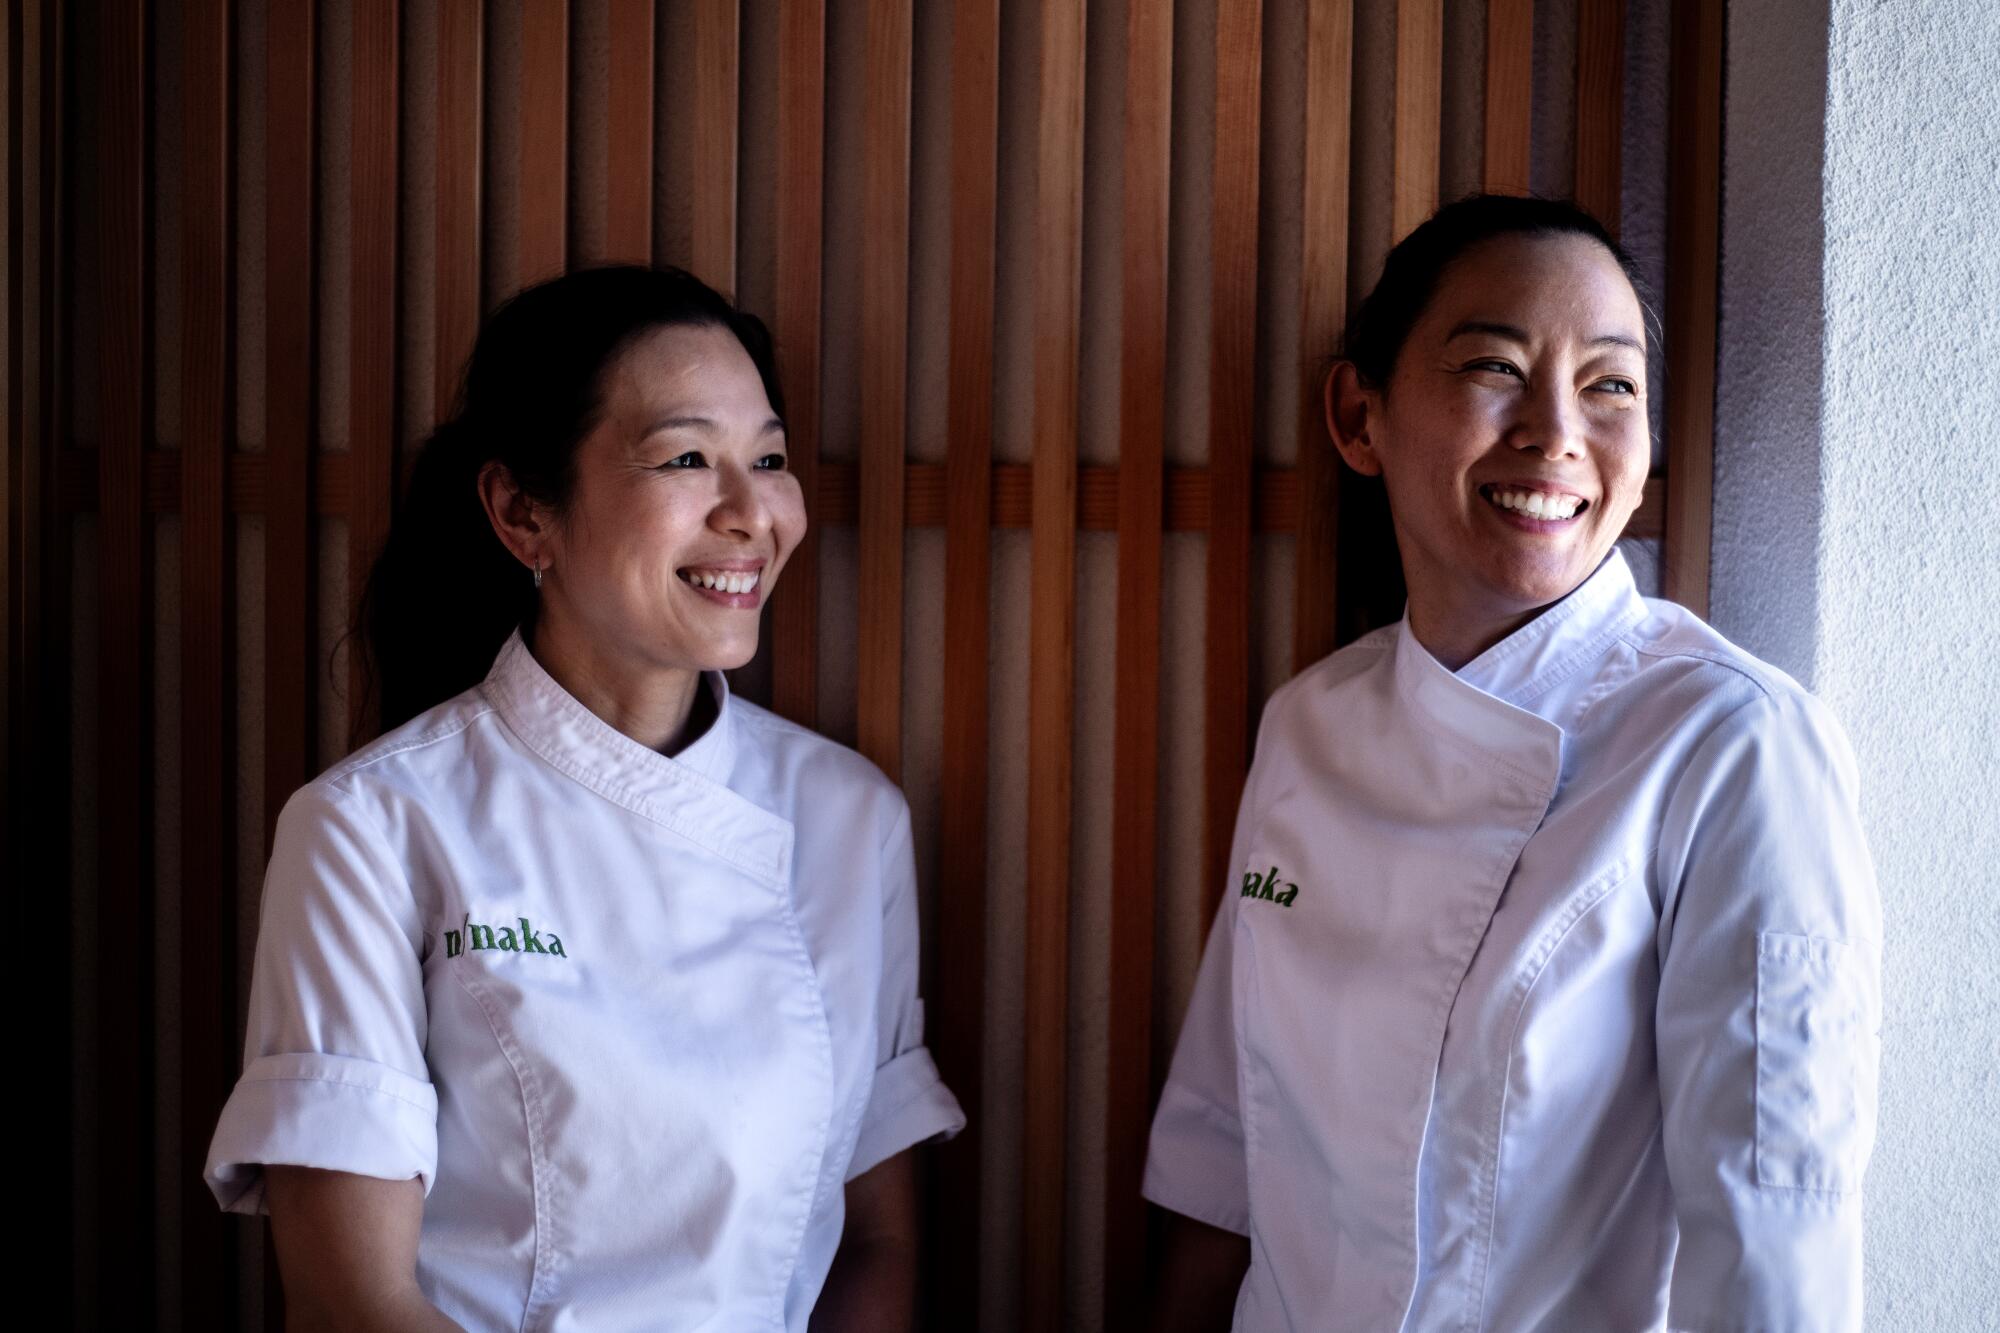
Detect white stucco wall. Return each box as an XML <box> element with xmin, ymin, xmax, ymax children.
<box><xmin>1714</xmin><ymin>2</ymin><xmax>2000</xmax><ymax>1326</ymax></box>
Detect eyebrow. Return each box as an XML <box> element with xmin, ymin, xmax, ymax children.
<box><xmin>640</xmin><ymin>414</ymin><xmax>786</xmax><ymax>438</ymax></box>
<box><xmin>1445</xmin><ymin>319</ymin><xmax>1644</xmax><ymax>353</ymax></box>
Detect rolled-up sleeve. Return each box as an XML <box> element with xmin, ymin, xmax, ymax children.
<box><xmin>847</xmin><ymin>804</ymin><xmax>965</xmax><ymax>1179</ymax></box>
<box><xmin>1654</xmin><ymin>689</ymin><xmax>1882</xmax><ymax>1333</ymax></box>
<box><xmin>205</xmin><ymin>782</ymin><xmax>439</xmax><ymax>1214</ymax></box>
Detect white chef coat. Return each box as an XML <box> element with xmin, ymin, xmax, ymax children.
<box><xmin>206</xmin><ymin>630</ymin><xmax>965</xmax><ymax>1331</ymax></box>
<box><xmin>1144</xmin><ymin>550</ymin><xmax>1881</xmax><ymax>1333</ymax></box>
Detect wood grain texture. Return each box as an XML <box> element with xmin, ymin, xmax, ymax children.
<box><xmin>1203</xmin><ymin>0</ymin><xmax>1261</xmax><ymax>925</ymax></box>
<box><xmin>690</xmin><ymin>0</ymin><xmax>738</xmax><ymax>290</ymax></box>
<box><xmin>266</xmin><ymin>0</ymin><xmax>316</xmax><ymax>838</ymax></box>
<box><xmin>1392</xmin><ymin>0</ymin><xmax>1441</xmax><ymax>241</ymax></box>
<box><xmin>1483</xmin><ymin>0</ymin><xmax>1533</xmax><ymax>194</ymax></box>
<box><xmin>932</xmin><ymin>0</ymin><xmax>999</xmax><ymax>1323</ymax></box>
<box><xmin>1574</xmin><ymin>0</ymin><xmax>1623</xmax><ymax>232</ymax></box>
<box><xmin>518</xmin><ymin>0</ymin><xmax>567</xmax><ymax>281</ymax></box>
<box><xmin>436</xmin><ymin>0</ymin><xmax>481</xmax><ymax>410</ymax></box>
<box><xmin>768</xmin><ymin>0</ymin><xmax>824</xmax><ymax>728</ymax></box>
<box><xmin>1103</xmin><ymin>0</ymin><xmax>1173</xmax><ymax>1322</ymax></box>
<box><xmin>1664</xmin><ymin>0</ymin><xmax>1721</xmax><ymax>616</ymax></box>
<box><xmin>1293</xmin><ymin>0</ymin><xmax>1351</xmax><ymax>672</ymax></box>
<box><xmin>178</xmin><ymin>0</ymin><xmax>236</xmax><ymax>1321</ymax></box>
<box><xmin>856</xmin><ymin>0</ymin><xmax>912</xmax><ymax>783</ymax></box>
<box><xmin>349</xmin><ymin>0</ymin><xmax>399</xmax><ymax>743</ymax></box>
<box><xmin>1024</xmin><ymin>1</ymin><xmax>1086</xmax><ymax>1326</ymax></box>
<box><xmin>94</xmin><ymin>4</ymin><xmax>154</xmax><ymax>1320</ymax></box>
<box><xmin>603</xmin><ymin>0</ymin><xmax>654</xmax><ymax>265</ymax></box>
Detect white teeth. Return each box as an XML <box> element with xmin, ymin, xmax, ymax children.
<box><xmin>684</xmin><ymin>569</ymin><xmax>760</xmax><ymax>594</ymax></box>
<box><xmin>1487</xmin><ymin>488</ymin><xmax>1582</xmax><ymax>520</ymax></box>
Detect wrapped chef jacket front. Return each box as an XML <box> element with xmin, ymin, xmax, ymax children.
<box><xmin>206</xmin><ymin>631</ymin><xmax>965</xmax><ymax>1330</ymax></box>
<box><xmin>1144</xmin><ymin>551</ymin><xmax>1882</xmax><ymax>1333</ymax></box>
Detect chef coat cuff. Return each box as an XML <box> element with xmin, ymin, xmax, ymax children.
<box><xmin>1140</xmin><ymin>1080</ymin><xmax>1251</xmax><ymax>1236</ymax></box>
<box><xmin>204</xmin><ymin>1052</ymin><xmax>440</xmax><ymax>1215</ymax></box>
<box><xmin>848</xmin><ymin>1046</ymin><xmax>965</xmax><ymax>1180</ymax></box>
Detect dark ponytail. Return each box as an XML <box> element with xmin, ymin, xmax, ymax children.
<box><xmin>357</xmin><ymin>265</ymin><xmax>784</xmax><ymax>737</ymax></box>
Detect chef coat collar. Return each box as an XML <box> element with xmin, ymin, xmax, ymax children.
<box><xmin>1453</xmin><ymin>547</ymin><xmax>1648</xmax><ymax>712</ymax></box>
<box><xmin>483</xmin><ymin>629</ymin><xmax>738</xmax><ymax>784</ymax></box>
<box><xmin>480</xmin><ymin>630</ymin><xmax>798</xmax><ymax>884</ymax></box>
<box><xmin>1384</xmin><ymin>552</ymin><xmax>1648</xmax><ymax>796</ymax></box>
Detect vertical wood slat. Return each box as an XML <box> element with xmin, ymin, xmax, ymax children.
<box><xmin>932</xmin><ymin>0</ymin><xmax>1000</xmax><ymax>1323</ymax></box>
<box><xmin>179</xmin><ymin>0</ymin><xmax>236</xmax><ymax>1323</ymax></box>
<box><xmin>95</xmin><ymin>4</ymin><xmax>154</xmax><ymax>1322</ymax></box>
<box><xmin>1024</xmin><ymin>0</ymin><xmax>1086</xmax><ymax>1326</ymax></box>
<box><xmin>767</xmin><ymin>0</ymin><xmax>823</xmax><ymax>728</ymax></box>
<box><xmin>1483</xmin><ymin>0</ymin><xmax>1533</xmax><ymax>194</ymax></box>
<box><xmin>436</xmin><ymin>0</ymin><xmax>481</xmax><ymax>411</ymax></box>
<box><xmin>1104</xmin><ymin>0</ymin><xmax>1173</xmax><ymax>1321</ymax></box>
<box><xmin>603</xmin><ymin>0</ymin><xmax>653</xmax><ymax>266</ymax></box>
<box><xmin>12</xmin><ymin>2</ymin><xmax>73</xmax><ymax>1312</ymax></box>
<box><xmin>1574</xmin><ymin>0</ymin><xmax>1623</xmax><ymax>232</ymax></box>
<box><xmin>1664</xmin><ymin>0</ymin><xmax>1722</xmax><ymax>616</ymax></box>
<box><xmin>1292</xmin><ymin>0</ymin><xmax>1351</xmax><ymax>672</ymax></box>
<box><xmin>349</xmin><ymin>1</ymin><xmax>399</xmax><ymax>743</ymax></box>
<box><xmin>856</xmin><ymin>0</ymin><xmax>912</xmax><ymax>783</ymax></box>
<box><xmin>1201</xmin><ymin>0</ymin><xmax>1261</xmax><ymax>924</ymax></box>
<box><xmin>1391</xmin><ymin>0</ymin><xmax>1441</xmax><ymax>241</ymax></box>
<box><xmin>518</xmin><ymin>0</ymin><xmax>567</xmax><ymax>282</ymax></box>
<box><xmin>690</xmin><ymin>0</ymin><xmax>738</xmax><ymax>291</ymax></box>
<box><xmin>266</xmin><ymin>0</ymin><xmax>315</xmax><ymax>843</ymax></box>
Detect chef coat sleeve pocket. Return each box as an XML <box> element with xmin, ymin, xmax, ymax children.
<box><xmin>1754</xmin><ymin>932</ymin><xmax>1875</xmax><ymax>1194</ymax></box>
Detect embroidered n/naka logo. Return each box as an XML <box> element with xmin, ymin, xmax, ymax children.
<box><xmin>444</xmin><ymin>913</ymin><xmax>568</xmax><ymax>959</ymax></box>
<box><xmin>1241</xmin><ymin>865</ymin><xmax>1300</xmax><ymax>907</ymax></box>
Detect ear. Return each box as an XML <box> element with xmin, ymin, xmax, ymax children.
<box><xmin>477</xmin><ymin>461</ymin><xmax>554</xmax><ymax>574</ymax></box>
<box><xmin>1323</xmin><ymin>361</ymin><xmax>1384</xmax><ymax>478</ymax></box>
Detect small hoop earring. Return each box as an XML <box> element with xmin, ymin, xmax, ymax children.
<box><xmin>532</xmin><ymin>559</ymin><xmax>543</xmax><ymax>591</ymax></box>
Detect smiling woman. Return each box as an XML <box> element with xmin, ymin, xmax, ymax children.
<box><xmin>1145</xmin><ymin>197</ymin><xmax>1882</xmax><ymax>1333</ymax></box>
<box><xmin>204</xmin><ymin>266</ymin><xmax>963</xmax><ymax>1331</ymax></box>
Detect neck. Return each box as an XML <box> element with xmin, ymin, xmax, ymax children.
<box><xmin>526</xmin><ymin>613</ymin><xmax>710</xmax><ymax>755</ymax></box>
<box><xmin>1405</xmin><ymin>598</ymin><xmax>1543</xmax><ymax>672</ymax></box>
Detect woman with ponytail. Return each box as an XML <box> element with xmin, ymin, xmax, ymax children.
<box><xmin>205</xmin><ymin>266</ymin><xmax>963</xmax><ymax>1331</ymax></box>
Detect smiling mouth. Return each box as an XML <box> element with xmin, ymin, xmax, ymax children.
<box><xmin>1479</xmin><ymin>485</ymin><xmax>1588</xmax><ymax>522</ymax></box>
<box><xmin>677</xmin><ymin>567</ymin><xmax>763</xmax><ymax>596</ymax></box>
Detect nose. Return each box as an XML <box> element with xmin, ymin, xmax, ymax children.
<box><xmin>708</xmin><ymin>461</ymin><xmax>775</xmax><ymax>541</ymax></box>
<box><xmin>1509</xmin><ymin>376</ymin><xmax>1586</xmax><ymax>461</ymax></box>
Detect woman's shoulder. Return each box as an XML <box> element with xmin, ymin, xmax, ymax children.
<box><xmin>725</xmin><ymin>696</ymin><xmax>908</xmax><ymax>828</ymax></box>
<box><xmin>284</xmin><ymin>686</ymin><xmax>504</xmax><ymax>826</ymax></box>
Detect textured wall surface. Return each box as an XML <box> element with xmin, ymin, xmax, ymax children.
<box><xmin>1714</xmin><ymin>2</ymin><xmax>2000</xmax><ymax>1326</ymax></box>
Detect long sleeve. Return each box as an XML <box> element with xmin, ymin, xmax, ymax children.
<box><xmin>205</xmin><ymin>781</ymin><xmax>440</xmax><ymax>1214</ymax></box>
<box><xmin>1654</xmin><ymin>688</ymin><xmax>1882</xmax><ymax>1333</ymax></box>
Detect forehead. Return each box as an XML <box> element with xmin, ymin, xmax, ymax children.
<box><xmin>598</xmin><ymin>322</ymin><xmax>771</xmax><ymax>418</ymax></box>
<box><xmin>1417</xmin><ymin>232</ymin><xmax>1644</xmax><ymax>345</ymax></box>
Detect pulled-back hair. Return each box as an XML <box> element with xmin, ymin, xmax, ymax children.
<box><xmin>1341</xmin><ymin>194</ymin><xmax>1648</xmax><ymax>389</ymax></box>
<box><xmin>356</xmin><ymin>265</ymin><xmax>784</xmax><ymax>736</ymax></box>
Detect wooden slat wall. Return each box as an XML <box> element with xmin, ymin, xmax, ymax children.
<box><xmin>856</xmin><ymin>0</ymin><xmax>913</xmax><ymax>783</ymax></box>
<box><xmin>1023</xmin><ymin>1</ymin><xmax>1087</xmax><ymax>1325</ymax></box>
<box><xmin>92</xmin><ymin>6</ymin><xmax>152</xmax><ymax>1324</ymax></box>
<box><xmin>31</xmin><ymin>3</ymin><xmax>1724</xmax><ymax>1325</ymax></box>
<box><xmin>932</xmin><ymin>0</ymin><xmax>999</xmax><ymax>1321</ymax></box>
<box><xmin>179</xmin><ymin>0</ymin><xmax>237</xmax><ymax>1323</ymax></box>
<box><xmin>1102</xmin><ymin>0</ymin><xmax>1173</xmax><ymax>1324</ymax></box>
<box><xmin>1201</xmin><ymin>0</ymin><xmax>1261</xmax><ymax>927</ymax></box>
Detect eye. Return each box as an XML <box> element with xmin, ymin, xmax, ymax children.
<box><xmin>658</xmin><ymin>450</ymin><xmax>707</xmax><ymax>470</ymax></box>
<box><xmin>1590</xmin><ymin>377</ymin><xmax>1639</xmax><ymax>396</ymax></box>
<box><xmin>1465</xmin><ymin>359</ymin><xmax>1523</xmax><ymax>379</ymax></box>
<box><xmin>754</xmin><ymin>452</ymin><xmax>789</xmax><ymax>472</ymax></box>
